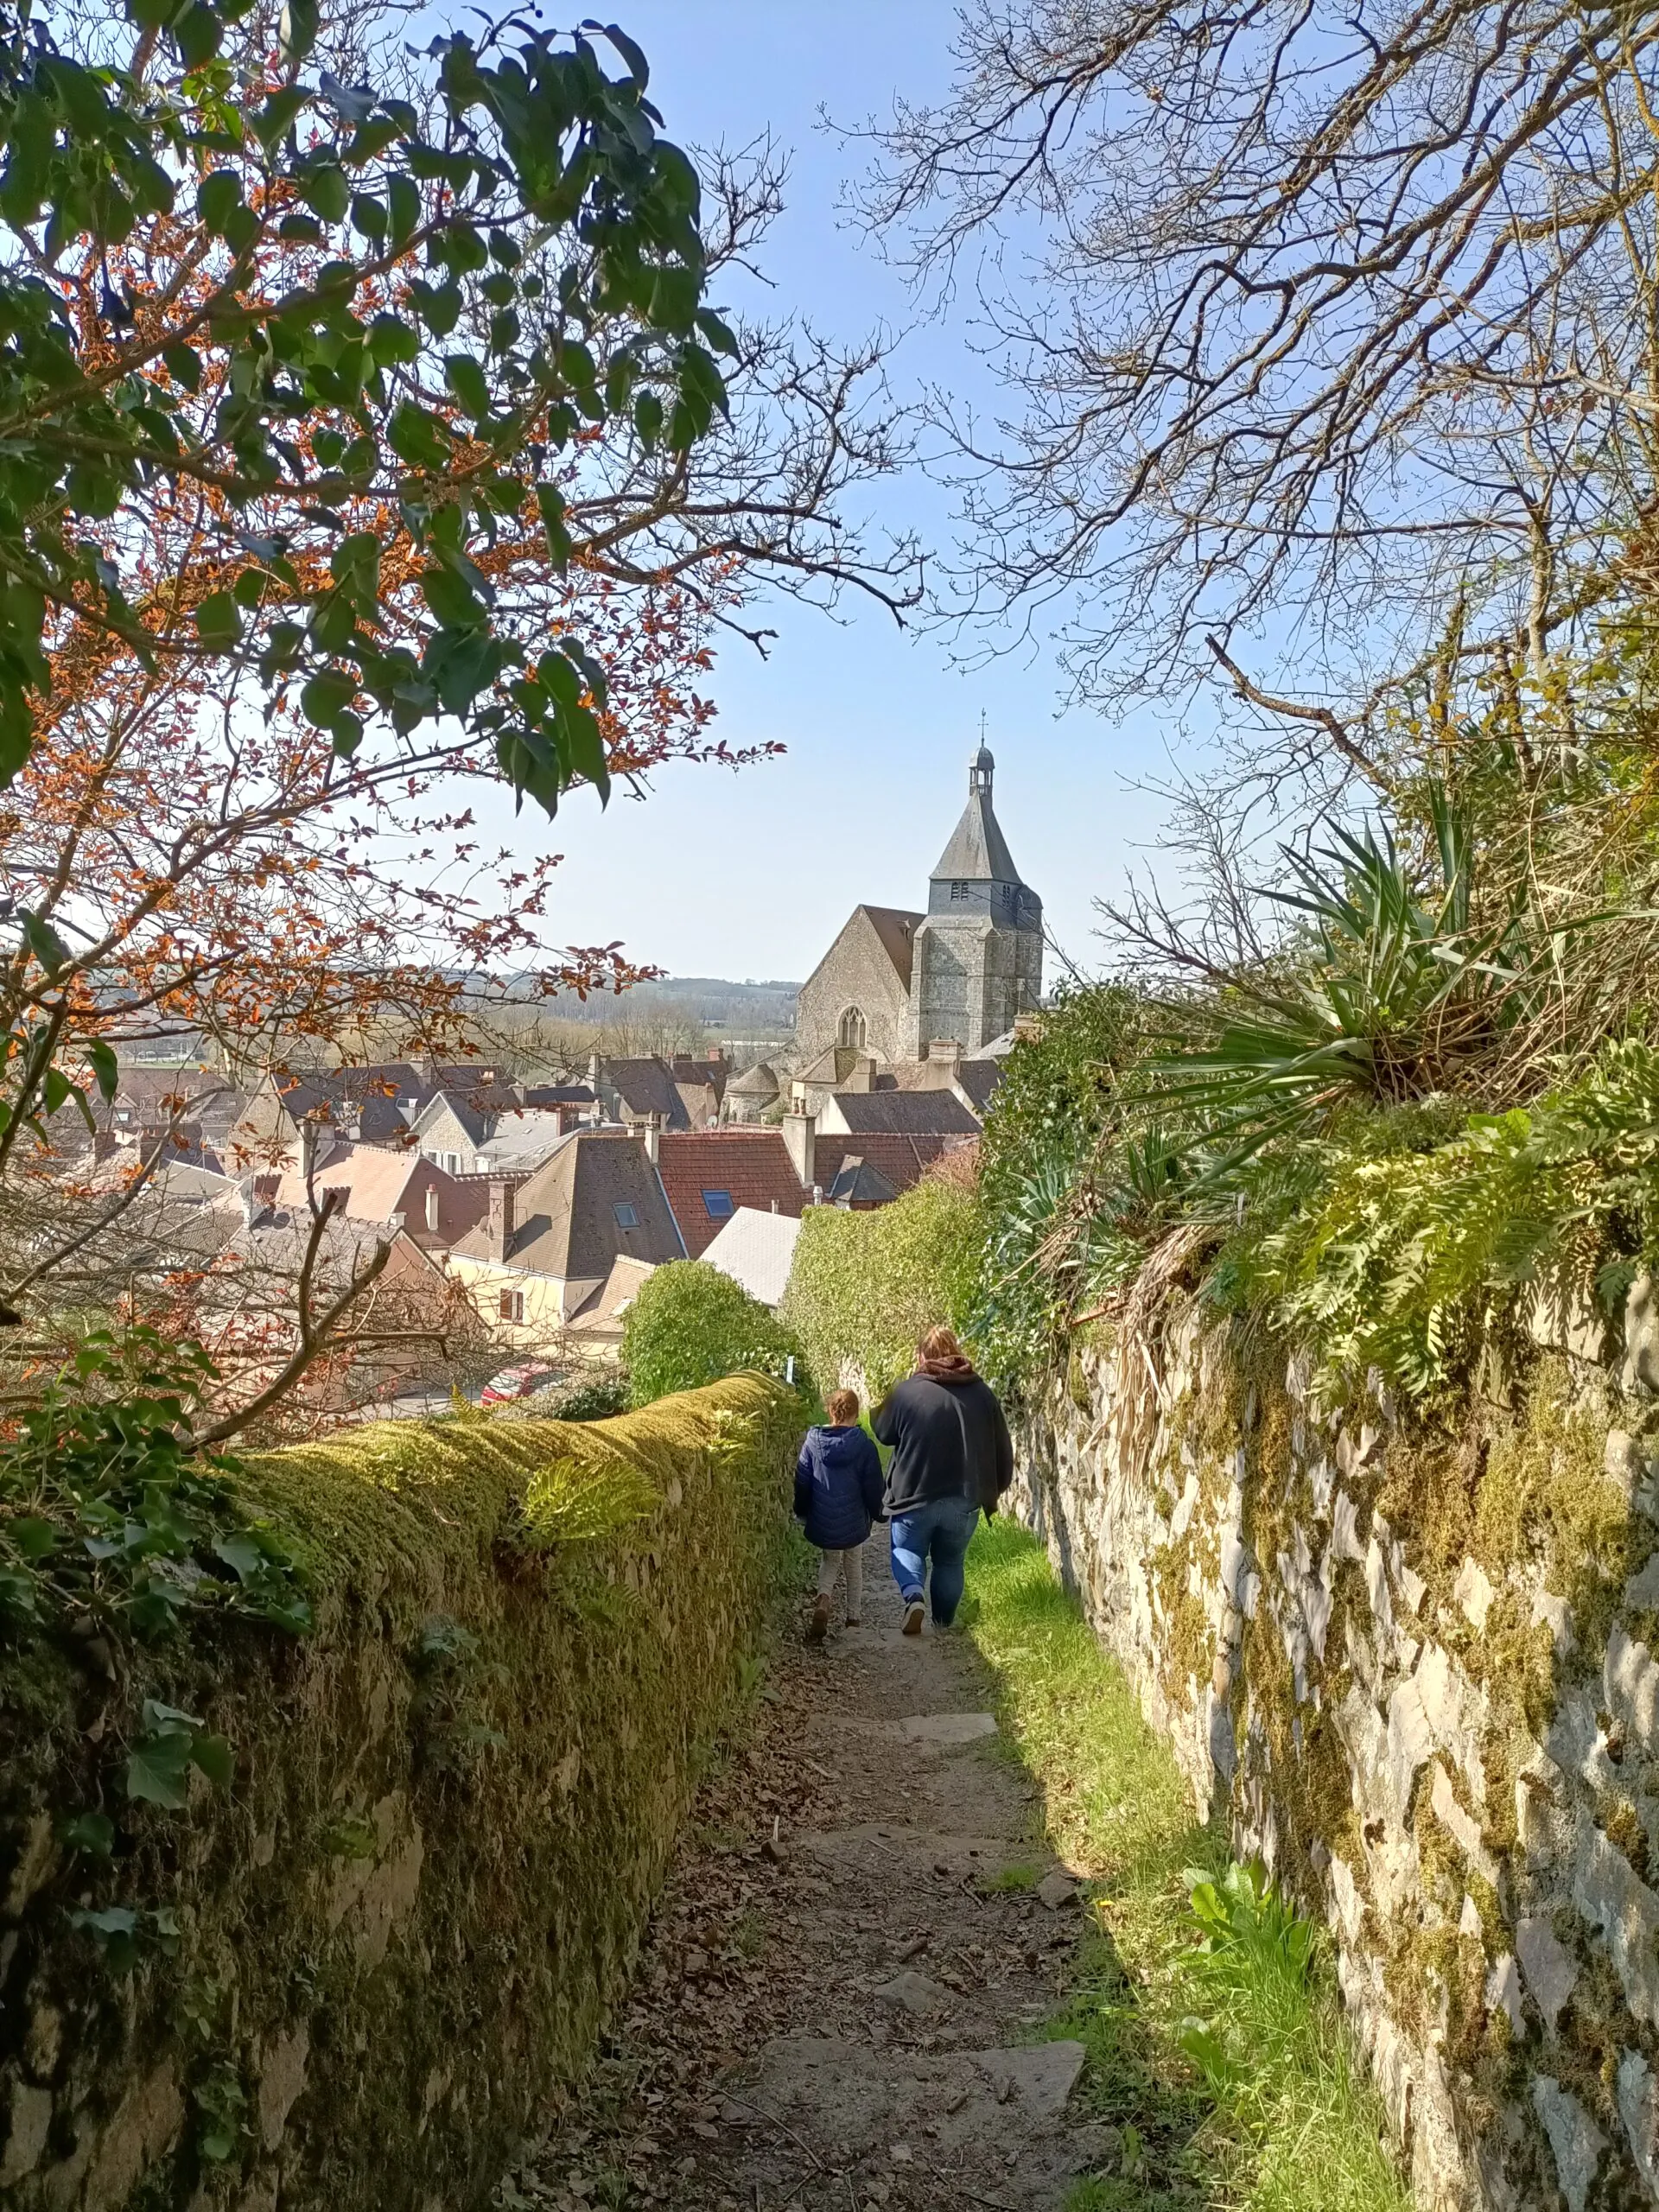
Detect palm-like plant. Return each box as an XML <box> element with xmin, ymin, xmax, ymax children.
<box><xmin>1143</xmin><ymin>781</ymin><xmax>1609</xmax><ymax>1170</ymax></box>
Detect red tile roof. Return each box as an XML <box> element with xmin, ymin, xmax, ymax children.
<box><xmin>656</xmin><ymin>1131</ymin><xmax>805</xmax><ymax>1256</ymax></box>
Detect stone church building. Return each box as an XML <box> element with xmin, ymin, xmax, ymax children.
<box><xmin>793</xmin><ymin>746</ymin><xmax>1043</xmax><ymax>1070</ymax></box>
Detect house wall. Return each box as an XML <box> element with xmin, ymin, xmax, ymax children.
<box><xmin>1014</xmin><ymin>1289</ymin><xmax>1659</xmax><ymax>2211</ymax></box>
<box><xmin>413</xmin><ymin>1100</ymin><xmax>481</xmax><ymax>1175</ymax></box>
<box><xmin>445</xmin><ymin>1255</ymin><xmax>570</xmax><ymax>1344</ymax></box>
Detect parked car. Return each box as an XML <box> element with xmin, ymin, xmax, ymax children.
<box><xmin>479</xmin><ymin>1361</ymin><xmax>559</xmax><ymax>1407</ymax></box>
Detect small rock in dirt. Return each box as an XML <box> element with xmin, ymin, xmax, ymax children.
<box><xmin>874</xmin><ymin>1969</ymin><xmax>949</xmax><ymax>2017</ymax></box>
<box><xmin>1036</xmin><ymin>1869</ymin><xmax>1079</xmax><ymax>1911</ymax></box>
<box><xmin>762</xmin><ymin>1835</ymin><xmax>788</xmax><ymax>1865</ymax></box>
<box><xmin>895</xmin><ymin>1713</ymin><xmax>998</xmax><ymax>1745</ymax></box>
<box><xmin>683</xmin><ymin>1947</ymin><xmax>709</xmax><ymax>1974</ymax></box>
<box><xmin>944</xmin><ymin>2088</ymin><xmax>969</xmax><ymax>2115</ymax></box>
<box><xmin>896</xmin><ymin>1933</ymin><xmax>931</xmax><ymax>1961</ymax></box>
<box><xmin>890</xmin><ymin>2141</ymin><xmax>913</xmax><ymax>2164</ymax></box>
<box><xmin>690</xmin><ymin>2122</ymin><xmax>718</xmax><ymax>2141</ymax></box>
<box><xmin>716</xmin><ymin>2101</ymin><xmax>746</xmax><ymax>2126</ymax></box>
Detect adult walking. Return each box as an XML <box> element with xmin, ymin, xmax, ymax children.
<box><xmin>873</xmin><ymin>1325</ymin><xmax>1013</xmax><ymax>1636</ymax></box>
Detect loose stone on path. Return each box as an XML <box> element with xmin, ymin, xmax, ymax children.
<box><xmin>505</xmin><ymin>1567</ymin><xmax>1107</xmax><ymax>2212</ymax></box>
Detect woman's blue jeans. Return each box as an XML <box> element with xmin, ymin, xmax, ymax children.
<box><xmin>888</xmin><ymin>1495</ymin><xmax>981</xmax><ymax>1625</ymax></box>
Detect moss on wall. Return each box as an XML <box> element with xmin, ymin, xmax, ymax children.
<box><xmin>0</xmin><ymin>1378</ymin><xmax>801</xmax><ymax>2212</ymax></box>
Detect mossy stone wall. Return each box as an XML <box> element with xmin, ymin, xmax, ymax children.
<box><xmin>0</xmin><ymin>1377</ymin><xmax>800</xmax><ymax>2212</ymax></box>
<box><xmin>1014</xmin><ymin>1294</ymin><xmax>1659</xmax><ymax>2211</ymax></box>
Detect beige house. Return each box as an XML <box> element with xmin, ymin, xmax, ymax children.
<box><xmin>444</xmin><ymin>1129</ymin><xmax>684</xmax><ymax>1352</ymax></box>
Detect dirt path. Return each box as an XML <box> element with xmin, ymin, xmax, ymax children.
<box><xmin>500</xmin><ymin>1554</ymin><xmax>1112</xmax><ymax>2212</ymax></box>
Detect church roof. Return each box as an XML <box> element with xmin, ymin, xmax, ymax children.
<box><xmin>930</xmin><ymin>753</ymin><xmax>1025</xmax><ymax>886</ymax></box>
<box><xmin>858</xmin><ymin>905</ymin><xmax>923</xmax><ymax>989</ymax></box>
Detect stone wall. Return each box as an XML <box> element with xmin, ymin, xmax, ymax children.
<box><xmin>0</xmin><ymin>1379</ymin><xmax>800</xmax><ymax>2212</ymax></box>
<box><xmin>1013</xmin><ymin>1294</ymin><xmax>1659</xmax><ymax>2210</ymax></box>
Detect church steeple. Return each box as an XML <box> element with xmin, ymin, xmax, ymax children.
<box><xmin>901</xmin><ymin>737</ymin><xmax>1045</xmax><ymax>1058</ymax></box>
<box><xmin>926</xmin><ymin>741</ymin><xmax>1039</xmax><ymax>929</ymax></box>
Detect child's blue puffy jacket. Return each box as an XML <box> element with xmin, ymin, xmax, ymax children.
<box><xmin>793</xmin><ymin>1424</ymin><xmax>886</xmax><ymax>1550</ymax></box>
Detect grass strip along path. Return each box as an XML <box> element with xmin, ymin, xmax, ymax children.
<box><xmin>505</xmin><ymin>1520</ymin><xmax>1411</xmax><ymax>2212</ymax></box>
<box><xmin>959</xmin><ymin>1518</ymin><xmax>1411</xmax><ymax>2212</ymax></box>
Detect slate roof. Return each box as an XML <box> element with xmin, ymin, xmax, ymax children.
<box><xmin>601</xmin><ymin>1057</ymin><xmax>691</xmax><ymax>1129</ymax></box>
<box><xmin>472</xmin><ymin>1117</ymin><xmax>575</xmax><ymax>1174</ymax></box>
<box><xmin>655</xmin><ymin>1131</ymin><xmax>804</xmax><ymax>1258</ymax></box>
<box><xmin>449</xmin><ymin>1131</ymin><xmax>683</xmax><ymax>1278</ymax></box>
<box><xmin>275</xmin><ymin>1065</ymin><xmax>421</xmax><ymax>1143</ymax></box>
<box><xmin>811</xmin><ymin>1132</ymin><xmax>973</xmax><ymax>1198</ymax></box>
<box><xmin>827</xmin><ymin>1089</ymin><xmax>980</xmax><ymax>1137</ymax></box>
<box><xmin>954</xmin><ymin>1059</ymin><xmax>1004</xmax><ymax>1113</ymax></box>
<box><xmin>930</xmin><ymin>791</ymin><xmax>1022</xmax><ymax>887</ymax></box>
<box><xmin>822</xmin><ymin>1154</ymin><xmax>899</xmax><ymax>1209</ymax></box>
<box><xmin>728</xmin><ymin>1059</ymin><xmax>779</xmax><ymax>1099</ymax></box>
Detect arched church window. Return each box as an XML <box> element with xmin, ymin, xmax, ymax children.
<box><xmin>837</xmin><ymin>1006</ymin><xmax>868</xmax><ymax>1050</ymax></box>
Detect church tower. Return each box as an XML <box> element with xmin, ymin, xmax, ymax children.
<box><xmin>900</xmin><ymin>744</ymin><xmax>1043</xmax><ymax>1057</ymax></box>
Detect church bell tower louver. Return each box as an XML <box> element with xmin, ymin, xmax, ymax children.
<box><xmin>899</xmin><ymin>744</ymin><xmax>1043</xmax><ymax>1057</ymax></box>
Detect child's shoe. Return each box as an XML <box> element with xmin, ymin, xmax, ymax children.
<box><xmin>808</xmin><ymin>1594</ymin><xmax>832</xmax><ymax>1642</ymax></box>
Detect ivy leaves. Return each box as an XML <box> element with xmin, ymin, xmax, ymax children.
<box><xmin>0</xmin><ymin>1328</ymin><xmax>312</xmax><ymax>1638</ymax></box>
<box><xmin>0</xmin><ymin>3</ymin><xmax>734</xmax><ymax>813</ymax></box>
<box><xmin>126</xmin><ymin>1700</ymin><xmax>234</xmax><ymax>1808</ymax></box>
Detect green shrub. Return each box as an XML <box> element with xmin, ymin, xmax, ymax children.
<box><xmin>621</xmin><ymin>1261</ymin><xmax>811</xmax><ymax>1408</ymax></box>
<box><xmin>781</xmin><ymin>1177</ymin><xmax>980</xmax><ymax>1401</ymax></box>
<box><xmin>538</xmin><ymin>1368</ymin><xmax>631</xmax><ymax>1422</ymax></box>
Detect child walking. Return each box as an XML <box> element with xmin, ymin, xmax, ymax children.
<box><xmin>794</xmin><ymin>1388</ymin><xmax>886</xmax><ymax>1640</ymax></box>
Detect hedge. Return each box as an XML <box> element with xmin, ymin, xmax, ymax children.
<box><xmin>620</xmin><ymin>1259</ymin><xmax>810</xmax><ymax>1408</ymax></box>
<box><xmin>780</xmin><ymin>1179</ymin><xmax>980</xmax><ymax>1402</ymax></box>
<box><xmin>0</xmin><ymin>1378</ymin><xmax>801</xmax><ymax>2212</ymax></box>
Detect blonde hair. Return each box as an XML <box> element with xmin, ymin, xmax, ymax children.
<box><xmin>825</xmin><ymin>1388</ymin><xmax>861</xmax><ymax>1425</ymax></box>
<box><xmin>917</xmin><ymin>1325</ymin><xmax>962</xmax><ymax>1364</ymax></box>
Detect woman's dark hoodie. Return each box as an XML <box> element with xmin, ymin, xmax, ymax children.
<box><xmin>793</xmin><ymin>1423</ymin><xmax>887</xmax><ymax>1551</ymax></box>
<box><xmin>872</xmin><ymin>1355</ymin><xmax>1014</xmax><ymax>1517</ymax></box>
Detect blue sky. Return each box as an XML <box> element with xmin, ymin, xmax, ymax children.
<box><xmin>505</xmin><ymin>4</ymin><xmax>1182</xmax><ymax>984</ymax></box>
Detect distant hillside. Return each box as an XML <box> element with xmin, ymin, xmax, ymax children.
<box><xmin>550</xmin><ymin>976</ymin><xmax>798</xmax><ymax>1031</ymax></box>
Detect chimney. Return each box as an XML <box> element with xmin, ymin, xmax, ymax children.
<box><xmin>642</xmin><ymin>1113</ymin><xmax>660</xmax><ymax>1166</ymax></box>
<box><xmin>810</xmin><ymin>1182</ymin><xmax>823</xmax><ymax>1207</ymax></box>
<box><xmin>486</xmin><ymin>1176</ymin><xmax>515</xmax><ymax>1262</ymax></box>
<box><xmin>929</xmin><ymin>1038</ymin><xmax>963</xmax><ymax>1077</ymax></box>
<box><xmin>425</xmin><ymin>1184</ymin><xmax>440</xmax><ymax>1235</ymax></box>
<box><xmin>588</xmin><ymin>1051</ymin><xmax>601</xmax><ymax>1090</ymax></box>
<box><xmin>783</xmin><ymin>1104</ymin><xmax>815</xmax><ymax>1191</ymax></box>
<box><xmin>92</xmin><ymin>1130</ymin><xmax>117</xmax><ymax>1163</ymax></box>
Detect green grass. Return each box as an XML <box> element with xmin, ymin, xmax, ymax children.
<box><xmin>958</xmin><ymin>1518</ymin><xmax>1413</xmax><ymax>2212</ymax></box>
